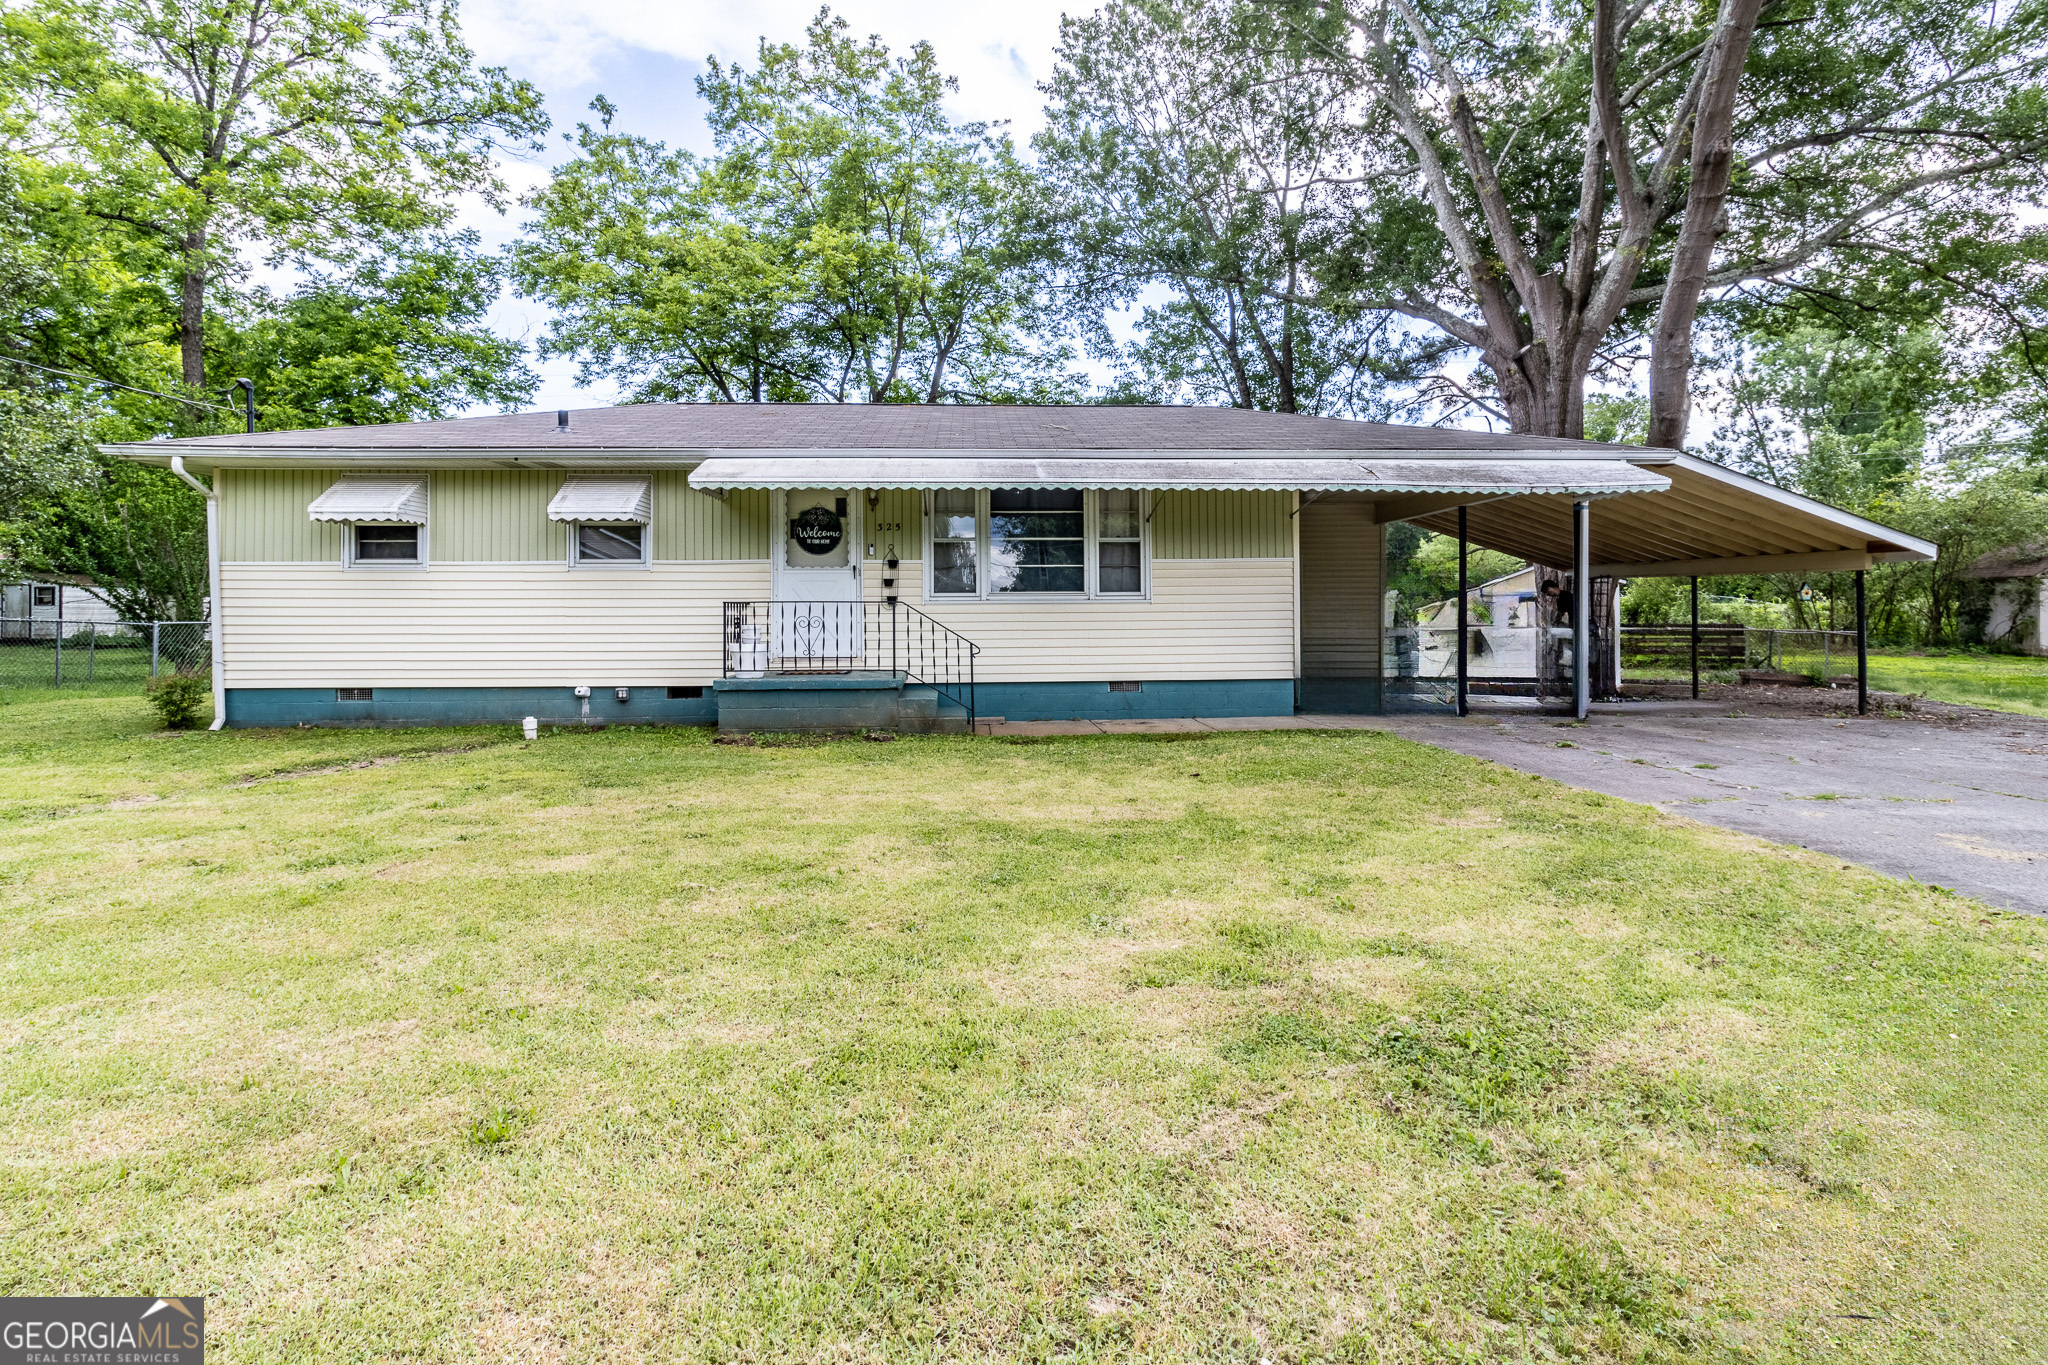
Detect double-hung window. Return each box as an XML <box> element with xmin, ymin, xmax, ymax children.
<box><xmin>931</xmin><ymin>489</ymin><xmax>979</xmax><ymax>595</ymax></box>
<box><xmin>1096</xmin><ymin>490</ymin><xmax>1143</xmax><ymax>594</ymax></box>
<box><xmin>926</xmin><ymin>489</ymin><xmax>1147</xmax><ymax>599</ymax></box>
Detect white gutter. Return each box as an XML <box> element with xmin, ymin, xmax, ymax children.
<box><xmin>169</xmin><ymin>457</ymin><xmax>226</xmax><ymax>731</ymax></box>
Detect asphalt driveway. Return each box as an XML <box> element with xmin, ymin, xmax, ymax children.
<box><xmin>1387</xmin><ymin>703</ymin><xmax>2048</xmax><ymax>915</ymax></box>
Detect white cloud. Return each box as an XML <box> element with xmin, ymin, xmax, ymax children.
<box><xmin>462</xmin><ymin>0</ymin><xmax>1073</xmax><ymax>142</ymax></box>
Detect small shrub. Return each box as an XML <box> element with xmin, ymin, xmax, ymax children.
<box><xmin>145</xmin><ymin>670</ymin><xmax>209</xmax><ymax>729</ymax></box>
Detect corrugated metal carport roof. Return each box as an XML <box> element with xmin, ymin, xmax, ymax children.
<box><xmin>1399</xmin><ymin>455</ymin><xmax>1934</xmax><ymax>575</ymax></box>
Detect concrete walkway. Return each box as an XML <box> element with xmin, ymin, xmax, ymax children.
<box><xmin>976</xmin><ymin>705</ymin><xmax>2048</xmax><ymax>915</ymax></box>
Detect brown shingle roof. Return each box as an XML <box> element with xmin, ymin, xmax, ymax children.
<box><xmin>138</xmin><ymin>403</ymin><xmax>1645</xmax><ymax>455</ymax></box>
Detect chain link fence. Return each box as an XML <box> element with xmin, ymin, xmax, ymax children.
<box><xmin>0</xmin><ymin>619</ymin><xmax>211</xmax><ymax>689</ymax></box>
<box><xmin>1745</xmin><ymin>627</ymin><xmax>1861</xmax><ymax>679</ymax></box>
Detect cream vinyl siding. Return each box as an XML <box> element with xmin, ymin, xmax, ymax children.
<box><xmin>219</xmin><ymin>562</ymin><xmax>769</xmax><ymax>687</ymax></box>
<box><xmin>864</xmin><ymin>488</ymin><xmax>921</xmax><ymax>558</ymax></box>
<box><xmin>1298</xmin><ymin>497</ymin><xmax>1382</xmax><ymax>677</ymax></box>
<box><xmin>433</xmin><ymin>470</ymin><xmax>561</xmax><ymax>560</ymax></box>
<box><xmin>1151</xmin><ymin>489</ymin><xmax>1293</xmax><ymax>559</ymax></box>
<box><xmin>651</xmin><ymin>475</ymin><xmax>771</xmax><ymax>560</ymax></box>
<box><xmin>862</xmin><ymin>558</ymin><xmax>1295</xmax><ymax>681</ymax></box>
<box><xmin>219</xmin><ymin>469</ymin><xmax>342</xmax><ymax>562</ymax></box>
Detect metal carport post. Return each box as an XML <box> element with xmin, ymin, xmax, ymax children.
<box><xmin>1573</xmin><ymin>500</ymin><xmax>1590</xmax><ymax>720</ymax></box>
<box><xmin>1857</xmin><ymin>569</ymin><xmax>1869</xmax><ymax>716</ymax></box>
<box><xmin>1456</xmin><ymin>505</ymin><xmax>1469</xmax><ymax>717</ymax></box>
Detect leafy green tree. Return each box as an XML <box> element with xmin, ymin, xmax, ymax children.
<box><xmin>1703</xmin><ymin>321</ymin><xmax>1960</xmax><ymax>505</ymax></box>
<box><xmin>1048</xmin><ymin>0</ymin><xmax>2048</xmax><ymax>441</ymax></box>
<box><xmin>1298</xmin><ymin>0</ymin><xmax>2048</xmax><ymax>443</ymax></box>
<box><xmin>1037</xmin><ymin>0</ymin><xmax>1437</xmax><ymax>415</ymax></box>
<box><xmin>1867</xmin><ymin>462</ymin><xmax>2048</xmax><ymax>643</ymax></box>
<box><xmin>5</xmin><ymin>456</ymin><xmax>209</xmax><ymax>619</ymax></box>
<box><xmin>0</xmin><ymin>0</ymin><xmax>546</xmax><ymax>395</ymax></box>
<box><xmin>515</xmin><ymin>10</ymin><xmax>1076</xmax><ymax>404</ymax></box>
<box><xmin>212</xmin><ymin>234</ymin><xmax>536</xmax><ymax>429</ymax></box>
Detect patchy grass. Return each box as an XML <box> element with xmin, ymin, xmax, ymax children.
<box><xmin>1</xmin><ymin>693</ymin><xmax>2044</xmax><ymax>1363</ymax></box>
<box><xmin>1867</xmin><ymin>648</ymin><xmax>2048</xmax><ymax>718</ymax></box>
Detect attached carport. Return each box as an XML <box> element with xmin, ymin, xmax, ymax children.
<box><xmin>1386</xmin><ymin>453</ymin><xmax>1936</xmax><ymax>719</ymax></box>
<box><xmin>689</xmin><ymin>447</ymin><xmax>1934</xmax><ymax>722</ymax></box>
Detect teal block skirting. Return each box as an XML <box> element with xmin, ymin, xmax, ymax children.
<box><xmin>224</xmin><ymin>686</ymin><xmax>716</xmax><ymax>728</ymax></box>
<box><xmin>968</xmin><ymin>679</ymin><xmax>1295</xmax><ymax>721</ymax></box>
<box><xmin>223</xmin><ymin>678</ymin><xmax>1299</xmax><ymax>728</ymax></box>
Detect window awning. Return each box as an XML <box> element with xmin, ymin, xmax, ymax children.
<box><xmin>548</xmin><ymin>477</ymin><xmax>651</xmax><ymax>523</ymax></box>
<box><xmin>686</xmin><ymin>455</ymin><xmax>1672</xmax><ymax>497</ymax></box>
<box><xmin>307</xmin><ymin>477</ymin><xmax>428</xmax><ymax>523</ymax></box>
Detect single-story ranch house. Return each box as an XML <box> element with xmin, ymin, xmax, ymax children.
<box><xmin>110</xmin><ymin>405</ymin><xmax>1934</xmax><ymax>731</ymax></box>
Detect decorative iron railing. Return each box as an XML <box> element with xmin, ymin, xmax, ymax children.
<box><xmin>721</xmin><ymin>600</ymin><xmax>979</xmax><ymax>725</ymax></box>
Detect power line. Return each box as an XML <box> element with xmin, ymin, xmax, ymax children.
<box><xmin>3</xmin><ymin>353</ymin><xmax>243</xmax><ymax>416</ymax></box>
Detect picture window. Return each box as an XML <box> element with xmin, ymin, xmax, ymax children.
<box><xmin>990</xmin><ymin>489</ymin><xmax>1084</xmax><ymax>594</ymax></box>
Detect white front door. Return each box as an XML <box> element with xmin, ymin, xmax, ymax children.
<box><xmin>771</xmin><ymin>489</ymin><xmax>863</xmax><ymax>667</ymax></box>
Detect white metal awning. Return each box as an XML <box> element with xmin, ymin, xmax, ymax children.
<box><xmin>307</xmin><ymin>477</ymin><xmax>428</xmax><ymax>523</ymax></box>
<box><xmin>547</xmin><ymin>477</ymin><xmax>651</xmax><ymax>523</ymax></box>
<box><xmin>686</xmin><ymin>455</ymin><xmax>1672</xmax><ymax>497</ymax></box>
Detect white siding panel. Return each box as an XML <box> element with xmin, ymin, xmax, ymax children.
<box><xmin>224</xmin><ymin>559</ymin><xmax>1296</xmax><ymax>688</ymax></box>
<box><xmin>868</xmin><ymin>559</ymin><xmax>1295</xmax><ymax>681</ymax></box>
<box><xmin>221</xmin><ymin>563</ymin><xmax>769</xmax><ymax>687</ymax></box>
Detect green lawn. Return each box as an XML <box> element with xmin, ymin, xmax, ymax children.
<box><xmin>1867</xmin><ymin>649</ymin><xmax>2048</xmax><ymax>718</ymax></box>
<box><xmin>2</xmin><ymin>695</ymin><xmax>2043</xmax><ymax>1362</ymax></box>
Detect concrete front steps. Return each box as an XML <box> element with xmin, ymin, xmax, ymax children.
<box><xmin>710</xmin><ymin>672</ymin><xmax>969</xmax><ymax>735</ymax></box>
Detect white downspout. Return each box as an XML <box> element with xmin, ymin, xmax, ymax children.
<box><xmin>170</xmin><ymin>457</ymin><xmax>227</xmax><ymax>730</ymax></box>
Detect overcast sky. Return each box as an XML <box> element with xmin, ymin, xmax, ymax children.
<box><xmin>458</xmin><ymin>0</ymin><xmax>1082</xmax><ymax>409</ymax></box>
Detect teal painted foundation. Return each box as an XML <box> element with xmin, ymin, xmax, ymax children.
<box><xmin>222</xmin><ymin>677</ymin><xmax>1301</xmax><ymax>729</ymax></box>
<box><xmin>969</xmin><ymin>679</ymin><xmax>1295</xmax><ymax>721</ymax></box>
<box><xmin>224</xmin><ymin>686</ymin><xmax>716</xmax><ymax>729</ymax></box>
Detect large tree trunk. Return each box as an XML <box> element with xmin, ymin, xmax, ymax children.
<box><xmin>1646</xmin><ymin>0</ymin><xmax>1765</xmax><ymax>448</ymax></box>
<box><xmin>178</xmin><ymin>226</ymin><xmax>207</xmax><ymax>391</ymax></box>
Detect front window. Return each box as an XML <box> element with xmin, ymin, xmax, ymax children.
<box><xmin>926</xmin><ymin>489</ymin><xmax>1145</xmax><ymax>599</ymax></box>
<box><xmin>990</xmin><ymin>488</ymin><xmax>1085</xmax><ymax>594</ymax></box>
<box><xmin>575</xmin><ymin>523</ymin><xmax>644</xmax><ymax>563</ymax></box>
<box><xmin>354</xmin><ymin>524</ymin><xmax>419</xmax><ymax>562</ymax></box>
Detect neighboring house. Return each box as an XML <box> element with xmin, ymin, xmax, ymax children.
<box><xmin>1963</xmin><ymin>543</ymin><xmax>2048</xmax><ymax>655</ymax></box>
<box><xmin>105</xmin><ymin>405</ymin><xmax>1935</xmax><ymax>730</ymax></box>
<box><xmin>1</xmin><ymin>582</ymin><xmax>123</xmax><ymax>639</ymax></box>
<box><xmin>1404</xmin><ymin>566</ymin><xmax>1551</xmax><ymax>684</ymax></box>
